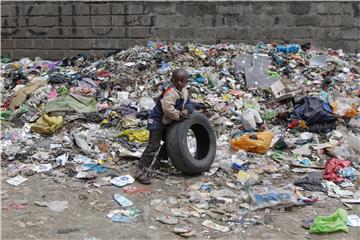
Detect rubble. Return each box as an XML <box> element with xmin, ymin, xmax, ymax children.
<box><xmin>1</xmin><ymin>41</ymin><xmax>359</xmax><ymax>237</ymax></box>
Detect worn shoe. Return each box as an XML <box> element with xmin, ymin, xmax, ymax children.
<box><xmin>135</xmin><ymin>168</ymin><xmax>151</xmax><ymax>185</ymax></box>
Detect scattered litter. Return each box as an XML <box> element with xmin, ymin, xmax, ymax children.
<box><xmin>6</xmin><ymin>176</ymin><xmax>28</xmax><ymax>186</ymax></box>
<box><xmin>156</xmin><ymin>214</ymin><xmax>178</xmax><ymax>225</ymax></box>
<box><xmin>110</xmin><ymin>175</ymin><xmax>135</xmax><ymax>187</ymax></box>
<box><xmin>113</xmin><ymin>194</ymin><xmax>133</xmax><ymax>207</ymax></box>
<box><xmin>46</xmin><ymin>201</ymin><xmax>69</xmax><ymax>212</ymax></box>
<box><xmin>202</xmin><ymin>220</ymin><xmax>230</xmax><ymax>232</ymax></box>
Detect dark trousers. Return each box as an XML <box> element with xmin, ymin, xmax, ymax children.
<box><xmin>139</xmin><ymin>129</ymin><xmax>168</xmax><ymax>168</ymax></box>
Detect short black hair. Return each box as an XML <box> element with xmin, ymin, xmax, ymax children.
<box><xmin>171</xmin><ymin>68</ymin><xmax>188</xmax><ymax>79</ymax></box>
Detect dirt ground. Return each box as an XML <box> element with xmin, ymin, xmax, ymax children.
<box><xmin>1</xmin><ymin>161</ymin><xmax>360</xmax><ymax>240</ymax></box>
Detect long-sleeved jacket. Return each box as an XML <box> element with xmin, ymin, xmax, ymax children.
<box><xmin>147</xmin><ymin>82</ymin><xmax>194</xmax><ymax>130</ymax></box>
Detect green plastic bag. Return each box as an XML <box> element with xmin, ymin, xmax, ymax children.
<box><xmin>45</xmin><ymin>94</ymin><xmax>97</xmax><ymax>113</ymax></box>
<box><xmin>309</xmin><ymin>208</ymin><xmax>348</xmax><ymax>234</ymax></box>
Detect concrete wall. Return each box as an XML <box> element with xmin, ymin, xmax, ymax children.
<box><xmin>1</xmin><ymin>1</ymin><xmax>359</xmax><ymax>59</ymax></box>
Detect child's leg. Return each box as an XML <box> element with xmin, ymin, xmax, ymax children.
<box><xmin>138</xmin><ymin>130</ymin><xmax>163</xmax><ymax>169</ymax></box>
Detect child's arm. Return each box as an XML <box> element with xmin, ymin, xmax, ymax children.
<box><xmin>160</xmin><ymin>91</ymin><xmax>180</xmax><ymax>120</ymax></box>
<box><xmin>184</xmin><ymin>99</ymin><xmax>195</xmax><ymax>114</ymax></box>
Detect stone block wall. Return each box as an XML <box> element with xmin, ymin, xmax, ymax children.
<box><xmin>1</xmin><ymin>1</ymin><xmax>359</xmax><ymax>59</ymax></box>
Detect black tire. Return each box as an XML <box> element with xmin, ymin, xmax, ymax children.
<box><xmin>166</xmin><ymin>112</ymin><xmax>217</xmax><ymax>174</ymax></box>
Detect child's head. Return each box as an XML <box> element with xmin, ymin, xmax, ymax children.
<box><xmin>171</xmin><ymin>69</ymin><xmax>188</xmax><ymax>91</ymax></box>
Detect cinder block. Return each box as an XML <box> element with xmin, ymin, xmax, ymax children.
<box><xmin>74</xmin><ymin>3</ymin><xmax>89</xmax><ymax>15</ymax></box>
<box><xmin>218</xmin><ymin>27</ymin><xmax>247</xmax><ymax>40</ymax></box>
<box><xmin>294</xmin><ymin>16</ymin><xmax>319</xmax><ymax>26</ymax></box>
<box><xmin>223</xmin><ymin>14</ymin><xmax>240</xmax><ymax>27</ymax></box>
<box><xmin>84</xmin><ymin>27</ymin><xmax>116</xmax><ymax>38</ymax></box>
<box><xmin>25</xmin><ymin>3</ymin><xmax>44</xmax><ymax>16</ymax></box>
<box><xmin>61</xmin><ymin>16</ymin><xmax>90</xmax><ymax>27</ymax></box>
<box><xmin>216</xmin><ymin>3</ymin><xmax>250</xmax><ymax>15</ymax></box>
<box><xmin>204</xmin><ymin>15</ymin><xmax>224</xmax><ymax>27</ymax></box>
<box><xmin>14</xmin><ymin>39</ymin><xmax>32</xmax><ymax>49</ymax></box>
<box><xmin>289</xmin><ymin>2</ymin><xmax>311</xmax><ymax>15</ymax></box>
<box><xmin>92</xmin><ymin>39</ymin><xmax>118</xmax><ymax>49</ymax></box>
<box><xmin>319</xmin><ymin>15</ymin><xmax>342</xmax><ymax>27</ymax></box>
<box><xmin>315</xmin><ymin>2</ymin><xmax>342</xmax><ymax>15</ymax></box>
<box><xmin>340</xmin><ymin>15</ymin><xmax>356</xmax><ymax>27</ymax></box>
<box><xmin>273</xmin><ymin>15</ymin><xmax>295</xmax><ymax>27</ymax></box>
<box><xmin>125</xmin><ymin>4</ymin><xmax>149</xmax><ymax>15</ymax></box>
<box><xmin>42</xmin><ymin>4</ymin><xmax>59</xmax><ymax>16</ymax></box>
<box><xmin>250</xmin><ymin>2</ymin><xmax>264</xmax><ymax>15</ymax></box>
<box><xmin>153</xmin><ymin>15</ymin><xmax>181</xmax><ymax>28</ymax></box>
<box><xmin>175</xmin><ymin>3</ymin><xmax>216</xmax><ymax>16</ymax></box>
<box><xmin>127</xmin><ymin>27</ymin><xmax>151</xmax><ymax>38</ymax></box>
<box><xmin>149</xmin><ymin>3</ymin><xmax>176</xmax><ymax>14</ymax></box>
<box><xmin>1</xmin><ymin>39</ymin><xmax>14</xmax><ymax>49</ymax></box>
<box><xmin>111</xmin><ymin>3</ymin><xmax>125</xmax><ymax>15</ymax></box>
<box><xmin>125</xmin><ymin>15</ymin><xmax>152</xmax><ymax>26</ymax></box>
<box><xmin>32</xmin><ymin>39</ymin><xmax>52</xmax><ymax>49</ymax></box>
<box><xmin>47</xmin><ymin>50</ymin><xmax>66</xmax><ymax>60</ymax></box>
<box><xmin>290</xmin><ymin>27</ymin><xmax>316</xmax><ymax>39</ymax></box>
<box><xmin>5</xmin><ymin>4</ymin><xmax>19</xmax><ymax>17</ymax></box>
<box><xmin>1</xmin><ymin>17</ymin><xmax>18</xmax><ymax>28</ymax></box>
<box><xmin>1</xmin><ymin>28</ymin><xmax>25</xmax><ymax>38</ymax></box>
<box><xmin>248</xmin><ymin>15</ymin><xmax>274</xmax><ymax>28</ymax></box>
<box><xmin>150</xmin><ymin>27</ymin><xmax>173</xmax><ymax>38</ymax></box>
<box><xmin>105</xmin><ymin>28</ymin><xmax>127</xmax><ymax>38</ymax></box>
<box><xmin>36</xmin><ymin>16</ymin><xmax>58</xmax><ymax>27</ymax></box>
<box><xmin>13</xmin><ymin>49</ymin><xmax>48</xmax><ymax>59</ymax></box>
<box><xmin>46</xmin><ymin>28</ymin><xmax>84</xmax><ymax>38</ymax></box>
<box><xmin>193</xmin><ymin>28</ymin><xmax>217</xmax><ymax>39</ymax></box>
<box><xmin>264</xmin><ymin>3</ymin><xmax>286</xmax><ymax>15</ymax></box>
<box><xmin>89</xmin><ymin>3</ymin><xmax>111</xmax><ymax>15</ymax></box>
<box><xmin>1</xmin><ymin>5</ymin><xmax>9</xmax><ymax>17</ymax></box>
<box><xmin>117</xmin><ymin>38</ymin><xmax>139</xmax><ymax>49</ymax></box>
<box><xmin>17</xmin><ymin>16</ymin><xmax>34</xmax><ymax>27</ymax></box>
<box><xmin>52</xmin><ymin>39</ymin><xmax>72</xmax><ymax>49</ymax></box>
<box><xmin>112</xmin><ymin>16</ymin><xmax>125</xmax><ymax>26</ymax></box>
<box><xmin>89</xmin><ymin>15</ymin><xmax>113</xmax><ymax>26</ymax></box>
<box><xmin>346</xmin><ymin>40</ymin><xmax>360</xmax><ymax>52</ymax></box>
<box><xmin>172</xmin><ymin>28</ymin><xmax>195</xmax><ymax>38</ymax></box>
<box><xmin>25</xmin><ymin>28</ymin><xmax>48</xmax><ymax>38</ymax></box>
<box><xmin>60</xmin><ymin>3</ymin><xmax>73</xmax><ymax>16</ymax></box>
<box><xmin>70</xmin><ymin>39</ymin><xmax>92</xmax><ymax>49</ymax></box>
<box><xmin>316</xmin><ymin>27</ymin><xmax>341</xmax><ymax>40</ymax></box>
<box><xmin>342</xmin><ymin>27</ymin><xmax>360</xmax><ymax>40</ymax></box>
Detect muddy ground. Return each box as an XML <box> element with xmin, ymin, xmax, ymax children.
<box><xmin>1</xmin><ymin>161</ymin><xmax>360</xmax><ymax>240</ymax></box>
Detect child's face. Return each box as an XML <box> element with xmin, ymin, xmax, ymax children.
<box><xmin>171</xmin><ymin>75</ymin><xmax>187</xmax><ymax>91</ymax></box>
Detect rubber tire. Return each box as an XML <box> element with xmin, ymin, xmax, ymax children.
<box><xmin>166</xmin><ymin>112</ymin><xmax>217</xmax><ymax>174</ymax></box>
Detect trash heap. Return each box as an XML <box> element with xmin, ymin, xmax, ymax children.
<box><xmin>1</xmin><ymin>41</ymin><xmax>360</xmax><ymax>236</ymax></box>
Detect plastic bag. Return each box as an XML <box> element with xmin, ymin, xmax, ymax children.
<box><xmin>116</xmin><ymin>129</ymin><xmax>149</xmax><ymax>142</ymax></box>
<box><xmin>250</xmin><ymin>186</ymin><xmax>297</xmax><ymax>210</ymax></box>
<box><xmin>310</xmin><ymin>208</ymin><xmax>348</xmax><ymax>234</ymax></box>
<box><xmin>230</xmin><ymin>131</ymin><xmax>273</xmax><ymax>154</ymax></box>
<box><xmin>138</xmin><ymin>96</ymin><xmax>155</xmax><ymax>111</ymax></box>
<box><xmin>31</xmin><ymin>114</ymin><xmax>63</xmax><ymax>134</ymax></box>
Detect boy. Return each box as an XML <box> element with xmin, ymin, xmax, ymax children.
<box><xmin>135</xmin><ymin>69</ymin><xmax>194</xmax><ymax>184</ymax></box>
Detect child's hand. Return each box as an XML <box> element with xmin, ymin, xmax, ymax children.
<box><xmin>180</xmin><ymin>109</ymin><xmax>189</xmax><ymax>119</ymax></box>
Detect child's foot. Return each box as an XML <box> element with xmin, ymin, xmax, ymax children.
<box><xmin>135</xmin><ymin>168</ymin><xmax>151</xmax><ymax>185</ymax></box>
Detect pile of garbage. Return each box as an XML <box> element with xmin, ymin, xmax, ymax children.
<box><xmin>1</xmin><ymin>41</ymin><xmax>360</xmax><ymax>236</ymax></box>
